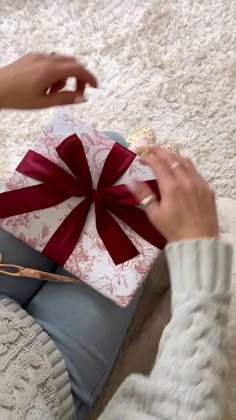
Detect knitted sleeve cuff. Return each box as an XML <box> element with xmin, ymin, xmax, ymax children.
<box><xmin>166</xmin><ymin>238</ymin><xmax>233</xmax><ymax>295</ymax></box>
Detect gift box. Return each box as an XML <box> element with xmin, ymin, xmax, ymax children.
<box><xmin>0</xmin><ymin>111</ymin><xmax>165</xmax><ymax>307</ymax></box>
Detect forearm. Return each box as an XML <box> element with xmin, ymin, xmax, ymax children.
<box><xmin>100</xmin><ymin>239</ymin><xmax>233</xmax><ymax>420</ymax></box>
<box><xmin>0</xmin><ymin>68</ymin><xmax>9</xmax><ymax>108</ymax></box>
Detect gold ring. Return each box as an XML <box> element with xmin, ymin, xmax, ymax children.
<box><xmin>170</xmin><ymin>162</ymin><xmax>180</xmax><ymax>172</ymax></box>
<box><xmin>140</xmin><ymin>194</ymin><xmax>156</xmax><ymax>209</ymax></box>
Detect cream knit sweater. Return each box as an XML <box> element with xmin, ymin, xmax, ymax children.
<box><xmin>0</xmin><ymin>298</ymin><xmax>74</xmax><ymax>420</ymax></box>
<box><xmin>0</xmin><ymin>239</ymin><xmax>233</xmax><ymax>419</ymax></box>
<box><xmin>100</xmin><ymin>239</ymin><xmax>233</xmax><ymax>420</ymax></box>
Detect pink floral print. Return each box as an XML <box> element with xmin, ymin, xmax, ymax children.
<box><xmin>0</xmin><ymin>111</ymin><xmax>161</xmax><ymax>306</ymax></box>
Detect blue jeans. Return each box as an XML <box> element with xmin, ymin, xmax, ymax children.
<box><xmin>0</xmin><ymin>133</ymin><xmax>141</xmax><ymax>419</ymax></box>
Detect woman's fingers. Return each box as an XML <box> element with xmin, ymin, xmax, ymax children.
<box><xmin>0</xmin><ymin>52</ymin><xmax>97</xmax><ymax>110</ymax></box>
<box><xmin>141</xmin><ymin>147</ymin><xmax>174</xmax><ymax>194</ymax></box>
<box><xmin>136</xmin><ymin>144</ymin><xmax>219</xmax><ymax>242</ymax></box>
<box><xmin>50</xmin><ymin>62</ymin><xmax>97</xmax><ymax>88</ymax></box>
<box><xmin>49</xmin><ymin>79</ymin><xmax>67</xmax><ymax>93</ymax></box>
<box><xmin>76</xmin><ymin>79</ymin><xmax>86</xmax><ymax>96</ymax></box>
<box><xmin>50</xmin><ymin>54</ymin><xmax>77</xmax><ymax>64</ymax></box>
<box><xmin>148</xmin><ymin>146</ymin><xmax>198</xmax><ymax>177</ymax></box>
<box><xmin>129</xmin><ymin>180</ymin><xmax>161</xmax><ymax>226</ymax></box>
<box><xmin>45</xmin><ymin>57</ymin><xmax>95</xmax><ymax>102</ymax></box>
<box><xmin>38</xmin><ymin>91</ymin><xmax>86</xmax><ymax>108</ymax></box>
<box><xmin>49</xmin><ymin>78</ymin><xmax>86</xmax><ymax>97</ymax></box>
<box><xmin>48</xmin><ymin>54</ymin><xmax>93</xmax><ymax>93</ymax></box>
<box><xmin>141</xmin><ymin>146</ymin><xmax>200</xmax><ymax>196</ymax></box>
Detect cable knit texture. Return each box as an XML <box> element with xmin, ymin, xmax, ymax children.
<box><xmin>100</xmin><ymin>239</ymin><xmax>233</xmax><ymax>419</ymax></box>
<box><xmin>0</xmin><ymin>1</ymin><xmax>235</xmax><ymax>198</ymax></box>
<box><xmin>0</xmin><ymin>298</ymin><xmax>74</xmax><ymax>420</ymax></box>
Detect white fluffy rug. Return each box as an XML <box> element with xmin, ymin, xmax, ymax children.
<box><xmin>0</xmin><ymin>0</ymin><xmax>235</xmax><ymax>197</ymax></box>
<box><xmin>0</xmin><ymin>0</ymin><xmax>236</xmax><ymax>417</ymax></box>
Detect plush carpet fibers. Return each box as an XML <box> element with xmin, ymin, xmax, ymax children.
<box><xmin>0</xmin><ymin>1</ymin><xmax>235</xmax><ymax>418</ymax></box>
<box><xmin>0</xmin><ymin>0</ymin><xmax>235</xmax><ymax>197</ymax></box>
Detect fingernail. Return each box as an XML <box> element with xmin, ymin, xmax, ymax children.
<box><xmin>74</xmin><ymin>96</ymin><xmax>87</xmax><ymax>104</ymax></box>
<box><xmin>139</xmin><ymin>156</ymin><xmax>148</xmax><ymax>165</ymax></box>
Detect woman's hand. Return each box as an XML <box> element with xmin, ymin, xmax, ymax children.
<box><xmin>0</xmin><ymin>52</ymin><xmax>97</xmax><ymax>109</ymax></box>
<box><xmin>131</xmin><ymin>146</ymin><xmax>219</xmax><ymax>242</ymax></box>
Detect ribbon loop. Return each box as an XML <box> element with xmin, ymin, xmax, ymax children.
<box><xmin>57</xmin><ymin>134</ymin><xmax>92</xmax><ymax>190</ymax></box>
<box><xmin>97</xmin><ymin>142</ymin><xmax>136</xmax><ymax>190</ymax></box>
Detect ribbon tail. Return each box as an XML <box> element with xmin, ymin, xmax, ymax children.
<box><xmin>95</xmin><ymin>200</ymin><xmax>139</xmax><ymax>265</ymax></box>
<box><xmin>107</xmin><ymin>202</ymin><xmax>166</xmax><ymax>250</ymax></box>
<box><xmin>0</xmin><ymin>184</ymin><xmax>70</xmax><ymax>218</ymax></box>
<box><xmin>43</xmin><ymin>196</ymin><xmax>91</xmax><ymax>266</ymax></box>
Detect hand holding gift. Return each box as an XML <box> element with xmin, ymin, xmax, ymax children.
<box><xmin>131</xmin><ymin>146</ymin><xmax>219</xmax><ymax>241</ymax></box>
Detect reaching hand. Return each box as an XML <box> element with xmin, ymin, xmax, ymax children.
<box><xmin>131</xmin><ymin>146</ymin><xmax>219</xmax><ymax>242</ymax></box>
<box><xmin>0</xmin><ymin>52</ymin><xmax>97</xmax><ymax>109</ymax></box>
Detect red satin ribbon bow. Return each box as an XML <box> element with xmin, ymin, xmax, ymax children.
<box><xmin>0</xmin><ymin>134</ymin><xmax>165</xmax><ymax>266</ymax></box>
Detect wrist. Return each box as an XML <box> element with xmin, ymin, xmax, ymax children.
<box><xmin>166</xmin><ymin>238</ymin><xmax>233</xmax><ymax>294</ymax></box>
<box><xmin>167</xmin><ymin>227</ymin><xmax>219</xmax><ymax>243</ymax></box>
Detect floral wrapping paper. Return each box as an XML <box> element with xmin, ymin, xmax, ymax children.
<box><xmin>0</xmin><ymin>111</ymin><xmax>161</xmax><ymax>307</ymax></box>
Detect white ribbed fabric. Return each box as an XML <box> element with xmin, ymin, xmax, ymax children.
<box><xmin>100</xmin><ymin>239</ymin><xmax>233</xmax><ymax>420</ymax></box>
<box><xmin>0</xmin><ymin>298</ymin><xmax>74</xmax><ymax>420</ymax></box>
